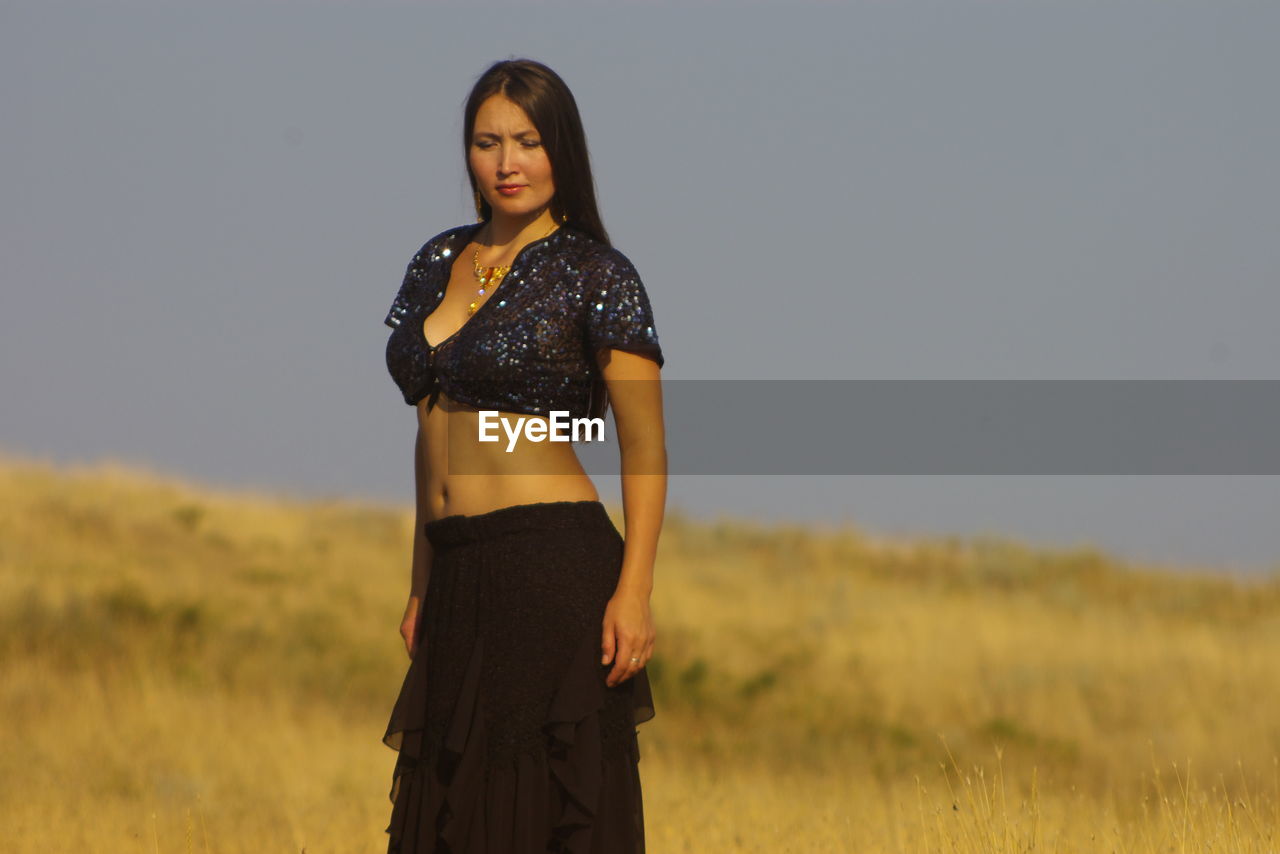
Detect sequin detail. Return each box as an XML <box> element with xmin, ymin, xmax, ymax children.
<box><xmin>384</xmin><ymin>222</ymin><xmax>664</xmax><ymax>419</ymax></box>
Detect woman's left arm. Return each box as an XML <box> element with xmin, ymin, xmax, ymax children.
<box><xmin>596</xmin><ymin>347</ymin><xmax>666</xmax><ymax>687</ymax></box>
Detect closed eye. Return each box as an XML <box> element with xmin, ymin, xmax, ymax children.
<box><xmin>473</xmin><ymin>139</ymin><xmax>542</xmax><ymax>149</ymax></box>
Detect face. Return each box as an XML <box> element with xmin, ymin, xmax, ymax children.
<box><xmin>469</xmin><ymin>94</ymin><xmax>556</xmax><ymax>220</ymax></box>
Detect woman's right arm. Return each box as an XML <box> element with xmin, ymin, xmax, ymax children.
<box><xmin>400</xmin><ymin>422</ymin><xmax>434</xmax><ymax>658</ymax></box>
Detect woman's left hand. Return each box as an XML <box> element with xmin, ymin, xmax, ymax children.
<box><xmin>600</xmin><ymin>588</ymin><xmax>655</xmax><ymax>688</ymax></box>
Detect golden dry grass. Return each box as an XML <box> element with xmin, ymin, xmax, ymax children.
<box><xmin>1</xmin><ymin>448</ymin><xmax>1278</xmax><ymax>853</ymax></box>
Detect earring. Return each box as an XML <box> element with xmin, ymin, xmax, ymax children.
<box><xmin>473</xmin><ymin>189</ymin><xmax>485</xmax><ymax>221</ymax></box>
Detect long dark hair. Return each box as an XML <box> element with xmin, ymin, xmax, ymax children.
<box><xmin>463</xmin><ymin>59</ymin><xmax>611</xmax><ymax>247</ymax></box>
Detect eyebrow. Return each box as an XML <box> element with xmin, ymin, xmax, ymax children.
<box><xmin>473</xmin><ymin>130</ymin><xmax>539</xmax><ymax>140</ymax></box>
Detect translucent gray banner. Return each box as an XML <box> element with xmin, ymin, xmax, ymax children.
<box><xmin>439</xmin><ymin>380</ymin><xmax>1280</xmax><ymax>475</ymax></box>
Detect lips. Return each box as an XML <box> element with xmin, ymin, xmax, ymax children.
<box><xmin>496</xmin><ymin>185</ymin><xmax>526</xmax><ymax>195</ymax></box>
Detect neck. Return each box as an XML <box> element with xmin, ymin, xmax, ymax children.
<box><xmin>484</xmin><ymin>207</ymin><xmax>558</xmax><ymax>249</ymax></box>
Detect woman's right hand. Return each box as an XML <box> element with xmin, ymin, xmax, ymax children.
<box><xmin>400</xmin><ymin>594</ymin><xmax>423</xmax><ymax>659</ymax></box>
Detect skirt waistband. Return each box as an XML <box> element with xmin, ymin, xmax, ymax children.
<box><xmin>423</xmin><ymin>500</ymin><xmax>614</xmax><ymax>549</ymax></box>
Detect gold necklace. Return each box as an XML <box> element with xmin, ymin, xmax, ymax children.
<box><xmin>468</xmin><ymin>221</ymin><xmax>558</xmax><ymax>315</ymax></box>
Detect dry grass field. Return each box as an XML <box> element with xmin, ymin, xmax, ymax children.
<box><xmin>1</xmin><ymin>449</ymin><xmax>1278</xmax><ymax>853</ymax></box>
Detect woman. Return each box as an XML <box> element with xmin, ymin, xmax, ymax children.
<box><xmin>380</xmin><ymin>58</ymin><xmax>666</xmax><ymax>854</ymax></box>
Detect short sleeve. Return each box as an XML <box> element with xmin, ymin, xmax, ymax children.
<box><xmin>383</xmin><ymin>281</ymin><xmax>413</xmax><ymax>329</ymax></box>
<box><xmin>582</xmin><ymin>249</ymin><xmax>665</xmax><ymax>368</ymax></box>
<box><xmin>383</xmin><ymin>239</ymin><xmax>434</xmax><ymax>329</ymax></box>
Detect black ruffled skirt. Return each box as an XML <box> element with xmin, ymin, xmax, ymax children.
<box><xmin>382</xmin><ymin>500</ymin><xmax>655</xmax><ymax>854</ymax></box>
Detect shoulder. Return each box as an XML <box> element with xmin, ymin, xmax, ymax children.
<box><xmin>565</xmin><ymin>233</ymin><xmax>643</xmax><ymax>285</ymax></box>
<box><xmin>407</xmin><ymin>222</ymin><xmax>478</xmax><ymax>268</ymax></box>
<box><xmin>588</xmin><ymin>247</ymin><xmax>650</xmax><ymax>303</ymax></box>
<box><xmin>388</xmin><ymin>224</ymin><xmax>475</xmax><ymax>321</ymax></box>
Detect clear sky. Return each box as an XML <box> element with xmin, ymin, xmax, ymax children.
<box><xmin>4</xmin><ymin>0</ymin><xmax>1279</xmax><ymax>577</ymax></box>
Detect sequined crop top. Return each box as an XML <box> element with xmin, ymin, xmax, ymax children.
<box><xmin>383</xmin><ymin>222</ymin><xmax>664</xmax><ymax>419</ymax></box>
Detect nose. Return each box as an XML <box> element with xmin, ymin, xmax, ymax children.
<box><xmin>498</xmin><ymin>143</ymin><xmax>518</xmax><ymax>176</ymax></box>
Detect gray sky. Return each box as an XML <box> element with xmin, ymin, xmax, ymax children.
<box><xmin>4</xmin><ymin>0</ymin><xmax>1279</xmax><ymax>578</ymax></box>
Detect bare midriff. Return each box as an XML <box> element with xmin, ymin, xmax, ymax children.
<box><xmin>417</xmin><ymin>391</ymin><xmax>600</xmax><ymax>521</ymax></box>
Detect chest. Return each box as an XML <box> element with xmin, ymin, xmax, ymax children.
<box><xmin>414</xmin><ymin>245</ymin><xmax>593</xmax><ymax>380</ymax></box>
<box><xmin>421</xmin><ymin>247</ymin><xmax>486</xmax><ymax>349</ymax></box>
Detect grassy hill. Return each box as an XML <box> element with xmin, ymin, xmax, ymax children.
<box><xmin>1</xmin><ymin>450</ymin><xmax>1278</xmax><ymax>853</ymax></box>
